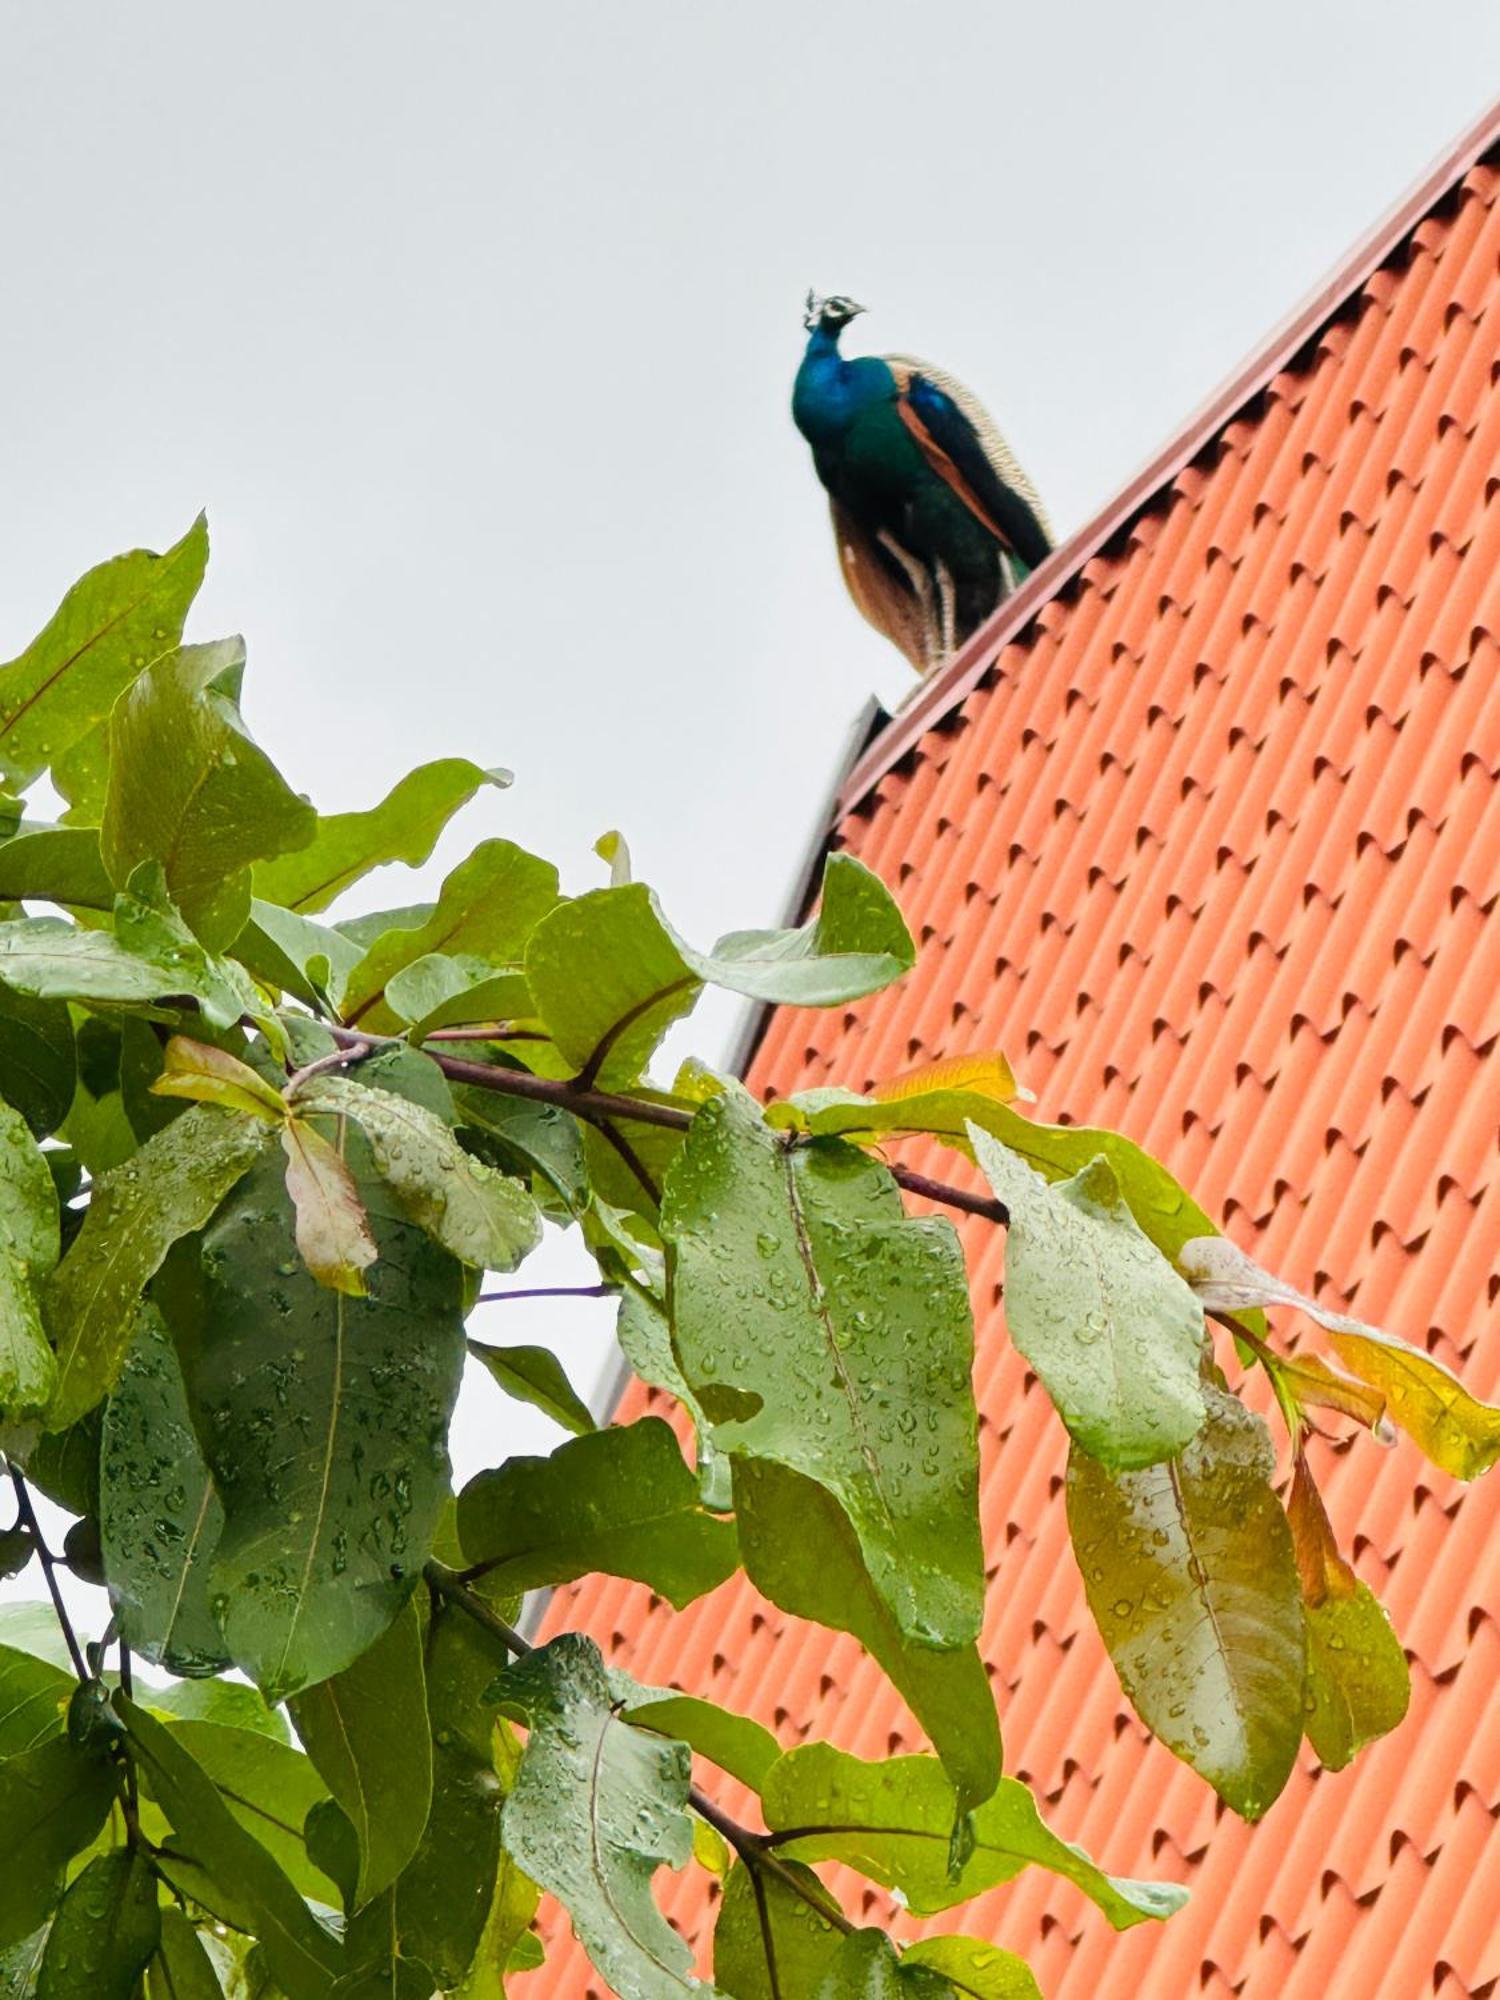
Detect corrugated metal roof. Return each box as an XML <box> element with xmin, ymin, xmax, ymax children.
<box><xmin>527</xmin><ymin>123</ymin><xmax>1500</xmax><ymax>1998</ymax></box>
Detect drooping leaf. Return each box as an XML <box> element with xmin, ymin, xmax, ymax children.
<box><xmin>45</xmin><ymin>1103</ymin><xmax>271</xmax><ymax>1430</ymax></box>
<box><xmin>466</xmin><ymin>1339</ymin><xmax>596</xmax><ymax>1436</ymax></box>
<box><xmin>0</xmin><ymin>1734</ymin><xmax>117</xmax><ymax>1948</ymax></box>
<box><xmin>252</xmin><ymin>760</ymin><xmax>509</xmax><ymax>915</ymax></box>
<box><xmin>36</xmin><ymin>1849</ymin><xmax>159</xmax><ymax>2000</ymax></box>
<box><xmin>0</xmin><ymin>826</ymin><xmax>114</xmax><ymax>910</ymax></box>
<box><xmin>523</xmin><ymin>884</ymin><xmax>704</xmax><ymax>1087</ymax></box>
<box><xmin>1286</xmin><ymin>1459</ymin><xmax>1409</xmax><ymax>1769</ymax></box>
<box><xmin>697</xmin><ymin>852</ymin><xmax>913</xmax><ymax>1004</ymax></box>
<box><xmin>297</xmin><ymin>1076</ymin><xmax>540</xmax><ymax>1274</ymax></box>
<box><xmin>119</xmin><ymin>1697</ymin><xmax>340</xmax><ymax>1997</ymax></box>
<box><xmin>1066</xmin><ymin>1386</ymin><xmax>1305</xmax><ymax>1819</ymax></box>
<box><xmin>732</xmin><ymin>1459</ymin><xmax>1000</xmax><ymax>1816</ymax></box>
<box><xmin>148</xmin><ymin>1908</ymin><xmax>229</xmax><ymax>2000</ymax></box>
<box><xmin>0</xmin><ymin>985</ymin><xmax>75</xmax><ymax>1137</ymax></box>
<box><xmin>384</xmin><ymin>958</ymin><xmax>534</xmax><ymax>1041</ymax></box>
<box><xmin>1277</xmin><ymin>1352</ymin><xmax>1392</xmax><ymax>1437</ymax></box>
<box><xmin>899</xmin><ymin>1936</ymin><xmax>1042</xmax><ymax>1998</ymax></box>
<box><xmin>0</xmin><ymin>1100</ymin><xmax>61</xmax><ymax>1418</ymax></box>
<box><xmin>171</xmin><ymin>1146</ymin><xmax>466</xmax><ymax>1699</ymax></box>
<box><xmin>0</xmin><ymin>1643</ymin><xmax>72</xmax><ymax>1757</ymax></box>
<box><xmin>99</xmin><ymin>1304</ymin><xmax>228</xmax><ymax>1676</ymax></box>
<box><xmin>0</xmin><ymin>517</ymin><xmax>207</xmax><ymax>791</ymax></box>
<box><xmin>340</xmin><ymin>840</ymin><xmax>561</xmax><ymax>1031</ymax></box>
<box><xmin>762</xmin><ymin>1742</ymin><xmax>1186</xmax><ymax>1926</ymax></box>
<box><xmin>663</xmin><ymin>1085</ymin><xmax>984</xmax><ymax>1649</ymax></box>
<box><xmin>875</xmin><ymin>1051</ymin><xmax>1029</xmax><ymax>1108</ymax></box>
<box><xmin>289</xmin><ymin>1597</ymin><xmax>432</xmax><ymax>1907</ymax></box>
<box><xmin>279</xmin><ymin>1118</ymin><xmax>378</xmax><ymax>1298</ymax></box>
<box><xmin>99</xmin><ymin>639</ymin><xmax>316</xmax><ymax>949</ymax></box>
<box><xmin>490</xmin><ymin>1634</ymin><xmax>722</xmax><ymax>1998</ymax></box>
<box><xmin>457</xmin><ymin>1418</ymin><xmax>737</xmax><ymax>1607</ymax></box>
<box><xmin>620</xmin><ymin>1692</ymin><xmax>781</xmax><ymax>1793</ymax></box>
<box><xmin>1178</xmin><ymin>1235</ymin><xmax>1500</xmax><ymax>1477</ymax></box>
<box><xmin>969</xmin><ymin>1127</ymin><xmax>1206</xmax><ymax>1470</ymax></box>
<box><xmin>150</xmin><ymin>1037</ymin><xmax>285</xmax><ymax>1122</ymax></box>
<box><xmin>712</xmin><ymin>1859</ymin><xmax>847</xmax><ymax>1999</ymax></box>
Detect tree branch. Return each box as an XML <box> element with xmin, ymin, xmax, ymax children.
<box><xmin>9</xmin><ymin>1470</ymin><xmax>87</xmax><ymax>1681</ymax></box>
<box><xmin>477</xmin><ymin>1284</ymin><xmax>619</xmax><ymax>1305</ymax></box>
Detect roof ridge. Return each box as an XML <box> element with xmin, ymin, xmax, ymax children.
<box><xmin>836</xmin><ymin>94</ymin><xmax>1500</xmax><ymax>817</ymax></box>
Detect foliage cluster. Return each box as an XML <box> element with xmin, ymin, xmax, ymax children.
<box><xmin>0</xmin><ymin>522</ymin><xmax>1493</xmax><ymax>1997</ymax></box>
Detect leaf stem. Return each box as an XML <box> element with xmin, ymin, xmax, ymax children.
<box><xmin>476</xmin><ymin>1284</ymin><xmax>619</xmax><ymax>1304</ymax></box>
<box><xmin>284</xmin><ymin>1038</ymin><xmax>372</xmax><ymax>1097</ymax></box>
<box><xmin>8</xmin><ymin>1470</ymin><xmax>88</xmax><ymax>1681</ymax></box>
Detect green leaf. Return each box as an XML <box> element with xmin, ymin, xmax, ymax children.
<box><xmin>118</xmin><ymin>1697</ymin><xmax>340</xmax><ymax>1998</ymax></box>
<box><xmin>0</xmin><ymin>1643</ymin><xmax>72</xmax><ymax>1757</ymax></box>
<box><xmin>384</xmin><ymin>959</ymin><xmax>533</xmax><ymax>1041</ymax></box>
<box><xmin>466</xmin><ymin>1339</ymin><xmax>596</xmax><ymax>1435</ymax></box>
<box><xmin>1066</xmin><ymin>1385</ymin><xmax>1305</xmax><ymax>1819</ymax></box>
<box><xmin>619</xmin><ymin>1692</ymin><xmax>780</xmax><ymax>1792</ymax></box>
<box><xmin>148</xmin><ymin>1909</ymin><xmax>228</xmax><ymax>2000</ymax></box>
<box><xmin>969</xmin><ymin>1127</ymin><xmax>1206</xmax><ymax>1470</ymax></box>
<box><xmin>697</xmin><ymin>852</ymin><xmax>913</xmax><ymax>1005</ymax></box>
<box><xmin>0</xmin><ymin>1734</ymin><xmax>117</xmax><ymax>1947</ymax></box>
<box><xmin>0</xmin><ymin>1925</ymin><xmax>51</xmax><ymax>2000</ymax></box>
<box><xmin>99</xmin><ymin>1304</ymin><xmax>228</xmax><ymax>1675</ymax></box>
<box><xmin>614</xmin><ymin>1286</ymin><xmax>728</xmax><ymax>1506</ymax></box>
<box><xmin>713</xmin><ymin>1859</ymin><xmax>846</xmax><ymax>1999</ymax></box>
<box><xmin>252</xmin><ymin>760</ymin><xmax>509</xmax><ymax>915</ymax></box>
<box><xmin>289</xmin><ymin>1598</ymin><xmax>432</xmax><ymax>1907</ymax></box>
<box><xmin>45</xmin><ymin>1103</ymin><xmax>272</xmax><ymax>1430</ymax></box>
<box><xmin>458</xmin><ymin>1418</ymin><xmax>737</xmax><ymax>1606</ymax></box>
<box><xmin>150</xmin><ymin>1037</ymin><xmax>286</xmax><ymax>1122</ymax></box>
<box><xmin>491</xmin><ymin>1634</ymin><xmax>723</xmax><ymax>1999</ymax></box>
<box><xmin>171</xmin><ymin>1146</ymin><xmax>466</xmax><ymax>1699</ymax></box>
<box><xmin>0</xmin><ymin>827</ymin><xmax>114</xmax><ymax>910</ymax></box>
<box><xmin>0</xmin><ymin>517</ymin><xmax>207</xmax><ymax>791</ymax></box>
<box><xmin>762</xmin><ymin>1742</ymin><xmax>1186</xmax><ymax>1927</ymax></box>
<box><xmin>149</xmin><ymin>1719</ymin><xmax>335</xmax><ymax>1905</ymax></box>
<box><xmin>732</xmin><ymin>1459</ymin><xmax>1000</xmax><ymax>1816</ymax></box>
<box><xmin>452</xmin><ymin>1848</ymin><xmax>540</xmax><ymax>2000</ymax></box>
<box><xmin>36</xmin><ymin>1849</ymin><xmax>159</xmax><ymax>2000</ymax></box>
<box><xmin>0</xmin><ymin>887</ymin><xmax>254</xmax><ymax>1030</ymax></box>
<box><xmin>524</xmin><ymin>884</ymin><xmax>703</xmax><ymax>1087</ymax></box>
<box><xmin>0</xmin><ymin>1529</ymin><xmax>34</xmax><ymax>1580</ymax></box>
<box><xmin>298</xmin><ymin>1076</ymin><xmax>540</xmax><ymax>1274</ymax></box>
<box><xmin>0</xmin><ymin>986</ymin><xmax>75</xmax><ymax>1138</ymax></box>
<box><xmin>340</xmin><ymin>840</ymin><xmax>560</xmax><ymax>1031</ymax></box>
<box><xmin>279</xmin><ymin>1118</ymin><xmax>378</xmax><ymax>1298</ymax></box>
<box><xmin>0</xmin><ymin>1100</ymin><xmax>61</xmax><ymax>1418</ymax></box>
<box><xmin>663</xmin><ymin>1085</ymin><xmax>984</xmax><ymax>1649</ymax></box>
<box><xmin>146</xmin><ymin>1679</ymin><xmax>289</xmax><ymax>1740</ymax></box>
<box><xmin>813</xmin><ymin>1932</ymin><xmax>954</xmax><ymax>1998</ymax></box>
<box><xmin>900</xmin><ymin>1936</ymin><xmax>1042</xmax><ymax>1999</ymax></box>
<box><xmin>235</xmin><ymin>901</ymin><xmax>364</xmax><ymax>1014</ymax></box>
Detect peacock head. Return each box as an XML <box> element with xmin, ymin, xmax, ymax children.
<box><xmin>804</xmin><ymin>291</ymin><xmax>867</xmax><ymax>334</ymax></box>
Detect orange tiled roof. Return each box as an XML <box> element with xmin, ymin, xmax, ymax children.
<box><xmin>529</xmin><ymin>116</ymin><xmax>1500</xmax><ymax>1997</ymax></box>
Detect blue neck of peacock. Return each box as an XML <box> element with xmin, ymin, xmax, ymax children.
<box><xmin>793</xmin><ymin>323</ymin><xmax>854</xmax><ymax>443</ymax></box>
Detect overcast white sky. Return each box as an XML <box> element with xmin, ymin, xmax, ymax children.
<box><xmin>2</xmin><ymin>7</ymin><xmax>1497</xmax><ymax>1623</ymax></box>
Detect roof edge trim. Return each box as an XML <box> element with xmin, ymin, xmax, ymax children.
<box><xmin>836</xmin><ymin>92</ymin><xmax>1500</xmax><ymax>817</ymax></box>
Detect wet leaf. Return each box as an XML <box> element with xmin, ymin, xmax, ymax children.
<box><xmin>150</xmin><ymin>1037</ymin><xmax>286</xmax><ymax>1122</ymax></box>
<box><xmin>289</xmin><ymin>1598</ymin><xmax>432</xmax><ymax>1907</ymax></box>
<box><xmin>298</xmin><ymin>1076</ymin><xmax>541</xmax><ymax>1274</ymax></box>
<box><xmin>662</xmin><ymin>1085</ymin><xmax>984</xmax><ymax>1651</ymax></box>
<box><xmin>713</xmin><ymin>1857</ymin><xmax>846</xmax><ymax>1999</ymax></box>
<box><xmin>0</xmin><ymin>1643</ymin><xmax>72</xmax><ymax>1757</ymax></box>
<box><xmin>0</xmin><ymin>826</ymin><xmax>114</xmax><ymax>910</ymax></box>
<box><xmin>1277</xmin><ymin>1352</ymin><xmax>1391</xmax><ymax>1437</ymax></box>
<box><xmin>235</xmin><ymin>901</ymin><xmax>363</xmax><ymax>1014</ymax></box>
<box><xmin>1066</xmin><ymin>1386</ymin><xmax>1305</xmax><ymax>1819</ymax></box>
<box><xmin>0</xmin><ymin>985</ymin><xmax>75</xmax><ymax>1137</ymax></box>
<box><xmin>45</xmin><ymin>1103</ymin><xmax>272</xmax><ymax>1430</ymax></box>
<box><xmin>698</xmin><ymin>852</ymin><xmax>913</xmax><ymax>1004</ymax></box>
<box><xmin>99</xmin><ymin>1304</ymin><xmax>229</xmax><ymax>1676</ymax></box>
<box><xmin>0</xmin><ymin>1099</ymin><xmax>61</xmax><ymax>1418</ymax></box>
<box><xmin>613</xmin><ymin>1286</ymin><xmax>728</xmax><ymax>1507</ymax></box>
<box><xmin>279</xmin><ymin>1118</ymin><xmax>378</xmax><ymax>1298</ymax></box>
<box><xmin>0</xmin><ymin>516</ymin><xmax>207</xmax><ymax>791</ymax></box>
<box><xmin>732</xmin><ymin>1459</ymin><xmax>1000</xmax><ymax>1816</ymax></box>
<box><xmin>457</xmin><ymin>1417</ymin><xmax>737</xmax><ymax>1606</ymax></box>
<box><xmin>340</xmin><ymin>839</ymin><xmax>560</xmax><ymax>1031</ymax></box>
<box><xmin>524</xmin><ymin>884</ymin><xmax>703</xmax><ymax>1087</ymax></box>
<box><xmin>619</xmin><ymin>1691</ymin><xmax>781</xmax><ymax>1792</ymax></box>
<box><xmin>0</xmin><ymin>1925</ymin><xmax>51</xmax><ymax>2000</ymax></box>
<box><xmin>763</xmin><ymin>1742</ymin><xmax>1186</xmax><ymax>1926</ymax></box>
<box><xmin>101</xmin><ymin>641</ymin><xmax>316</xmax><ymax>948</ymax></box>
<box><xmin>146</xmin><ymin>1679</ymin><xmax>289</xmax><ymax>1739</ymax></box>
<box><xmin>1179</xmin><ymin>1235</ymin><xmax>1500</xmax><ymax>1478</ymax></box>
<box><xmin>466</xmin><ymin>1339</ymin><xmax>596</xmax><ymax>1436</ymax></box>
<box><xmin>148</xmin><ymin>1719</ymin><xmax>336</xmax><ymax>1905</ymax></box>
<box><xmin>36</xmin><ymin>1849</ymin><xmax>159</xmax><ymax>2000</ymax></box>
<box><xmin>119</xmin><ymin>1697</ymin><xmax>340</xmax><ymax>1997</ymax></box>
<box><xmin>147</xmin><ymin>1908</ymin><xmax>228</xmax><ymax>2000</ymax></box>
<box><xmin>490</xmin><ymin>1634</ymin><xmax>722</xmax><ymax>1998</ymax></box>
<box><xmin>969</xmin><ymin>1127</ymin><xmax>1206</xmax><ymax>1470</ymax></box>
<box><xmin>899</xmin><ymin>1935</ymin><xmax>1042</xmax><ymax>1998</ymax></box>
<box><xmin>0</xmin><ymin>1734</ymin><xmax>117</xmax><ymax>1947</ymax></box>
<box><xmin>383</xmin><ymin>957</ymin><xmax>532</xmax><ymax>1040</ymax></box>
<box><xmin>169</xmin><ymin>1146</ymin><xmax>466</xmax><ymax>1700</ymax></box>
<box><xmin>252</xmin><ymin>760</ymin><xmax>507</xmax><ymax>914</ymax></box>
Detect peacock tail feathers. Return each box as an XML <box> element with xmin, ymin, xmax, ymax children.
<box><xmin>885</xmin><ymin>354</ymin><xmax>1055</xmax><ymax>547</ymax></box>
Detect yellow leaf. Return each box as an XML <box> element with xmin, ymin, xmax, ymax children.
<box><xmin>280</xmin><ymin>1117</ymin><xmax>377</xmax><ymax>1296</ymax></box>
<box><xmin>1285</xmin><ymin>1455</ymin><xmax>1356</xmax><ymax>1606</ymax></box>
<box><xmin>1279</xmin><ymin>1353</ymin><xmax>1392</xmax><ymax>1441</ymax></box>
<box><xmin>873</xmin><ymin>1051</ymin><xmax>1031</xmax><ymax>1107</ymax></box>
<box><xmin>150</xmin><ymin>1035</ymin><xmax>285</xmax><ymax>1123</ymax></box>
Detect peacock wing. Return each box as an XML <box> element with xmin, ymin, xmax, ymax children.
<box><xmin>885</xmin><ymin>354</ymin><xmax>1055</xmax><ymax>570</ymax></box>
<box><xmin>829</xmin><ymin>498</ymin><xmax>934</xmax><ymax>675</ymax></box>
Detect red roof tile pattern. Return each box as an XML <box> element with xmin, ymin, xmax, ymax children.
<box><xmin>526</xmin><ymin>134</ymin><xmax>1500</xmax><ymax>1997</ymax></box>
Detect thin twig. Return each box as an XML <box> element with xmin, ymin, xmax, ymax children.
<box><xmin>9</xmin><ymin>1470</ymin><xmax>87</xmax><ymax>1681</ymax></box>
<box><xmin>284</xmin><ymin>1038</ymin><xmax>372</xmax><ymax>1097</ymax></box>
<box><xmin>476</xmin><ymin>1285</ymin><xmax>619</xmax><ymax>1305</ymax></box>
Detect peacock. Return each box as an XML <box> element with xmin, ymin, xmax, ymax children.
<box><xmin>792</xmin><ymin>293</ymin><xmax>1055</xmax><ymax>676</ymax></box>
